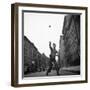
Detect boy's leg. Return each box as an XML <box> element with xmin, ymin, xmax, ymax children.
<box><xmin>54</xmin><ymin>60</ymin><xmax>59</xmax><ymax>75</ymax></box>
<box><xmin>46</xmin><ymin>61</ymin><xmax>52</xmax><ymax>75</ymax></box>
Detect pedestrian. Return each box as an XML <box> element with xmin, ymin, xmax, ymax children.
<box><xmin>46</xmin><ymin>41</ymin><xmax>59</xmax><ymax>76</ymax></box>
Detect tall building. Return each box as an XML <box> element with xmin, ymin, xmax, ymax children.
<box><xmin>24</xmin><ymin>36</ymin><xmax>49</xmax><ymax>74</ymax></box>
<box><xmin>61</xmin><ymin>15</ymin><xmax>80</xmax><ymax>66</ymax></box>
<box><xmin>59</xmin><ymin>35</ymin><xmax>65</xmax><ymax>67</ymax></box>
<box><xmin>24</xmin><ymin>36</ymin><xmax>39</xmax><ymax>73</ymax></box>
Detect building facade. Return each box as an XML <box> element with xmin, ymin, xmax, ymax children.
<box><xmin>24</xmin><ymin>36</ymin><xmax>49</xmax><ymax>74</ymax></box>
<box><xmin>59</xmin><ymin>35</ymin><xmax>65</xmax><ymax>67</ymax></box>
<box><xmin>60</xmin><ymin>15</ymin><xmax>80</xmax><ymax>67</ymax></box>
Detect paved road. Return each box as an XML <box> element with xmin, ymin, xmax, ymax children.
<box><xmin>24</xmin><ymin>69</ymin><xmax>79</xmax><ymax>77</ymax></box>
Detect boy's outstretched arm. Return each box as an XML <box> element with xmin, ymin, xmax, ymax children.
<box><xmin>49</xmin><ymin>41</ymin><xmax>52</xmax><ymax>50</ymax></box>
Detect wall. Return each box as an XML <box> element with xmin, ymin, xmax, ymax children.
<box><xmin>0</xmin><ymin>0</ymin><xmax>89</xmax><ymax>90</ymax></box>
<box><xmin>59</xmin><ymin>35</ymin><xmax>65</xmax><ymax>67</ymax></box>
<box><xmin>24</xmin><ymin>36</ymin><xmax>48</xmax><ymax>73</ymax></box>
<box><xmin>62</xmin><ymin>15</ymin><xmax>80</xmax><ymax>66</ymax></box>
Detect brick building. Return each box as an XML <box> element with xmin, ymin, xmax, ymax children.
<box><xmin>24</xmin><ymin>36</ymin><xmax>49</xmax><ymax>74</ymax></box>
<box><xmin>59</xmin><ymin>35</ymin><xmax>65</xmax><ymax>67</ymax></box>
<box><xmin>60</xmin><ymin>15</ymin><xmax>80</xmax><ymax>67</ymax></box>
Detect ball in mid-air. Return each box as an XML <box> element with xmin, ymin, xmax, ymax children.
<box><xmin>49</xmin><ymin>25</ymin><xmax>51</xmax><ymax>28</ymax></box>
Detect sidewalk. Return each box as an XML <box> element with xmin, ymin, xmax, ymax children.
<box><xmin>60</xmin><ymin>66</ymin><xmax>80</xmax><ymax>74</ymax></box>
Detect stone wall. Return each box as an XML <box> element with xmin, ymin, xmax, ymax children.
<box><xmin>59</xmin><ymin>35</ymin><xmax>65</xmax><ymax>67</ymax></box>
<box><xmin>61</xmin><ymin>15</ymin><xmax>80</xmax><ymax>66</ymax></box>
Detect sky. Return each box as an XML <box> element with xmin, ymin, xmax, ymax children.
<box><xmin>24</xmin><ymin>12</ymin><xmax>65</xmax><ymax>57</ymax></box>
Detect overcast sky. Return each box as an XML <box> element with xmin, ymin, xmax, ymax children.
<box><xmin>24</xmin><ymin>12</ymin><xmax>65</xmax><ymax>57</ymax></box>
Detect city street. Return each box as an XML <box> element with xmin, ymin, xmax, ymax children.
<box><xmin>24</xmin><ymin>66</ymin><xmax>80</xmax><ymax>77</ymax></box>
